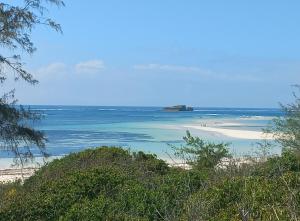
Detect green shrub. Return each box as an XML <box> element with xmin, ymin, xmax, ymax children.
<box><xmin>0</xmin><ymin>147</ymin><xmax>203</xmax><ymax>221</ymax></box>
<box><xmin>182</xmin><ymin>172</ymin><xmax>300</xmax><ymax>221</ymax></box>
<box><xmin>1</xmin><ymin>146</ymin><xmax>300</xmax><ymax>220</ymax></box>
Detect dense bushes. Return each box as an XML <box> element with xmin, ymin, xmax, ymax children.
<box><xmin>0</xmin><ymin>145</ymin><xmax>299</xmax><ymax>220</ymax></box>
<box><xmin>183</xmin><ymin>172</ymin><xmax>300</xmax><ymax>220</ymax></box>
<box><xmin>0</xmin><ymin>147</ymin><xmax>205</xmax><ymax>220</ymax></box>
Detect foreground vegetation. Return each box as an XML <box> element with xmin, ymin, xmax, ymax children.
<box><xmin>0</xmin><ymin>143</ymin><xmax>299</xmax><ymax>221</ymax></box>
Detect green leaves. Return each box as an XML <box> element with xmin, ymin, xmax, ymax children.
<box><xmin>0</xmin><ymin>147</ymin><xmax>201</xmax><ymax>221</ymax></box>
<box><xmin>267</xmin><ymin>85</ymin><xmax>300</xmax><ymax>152</ymax></box>
<box><xmin>0</xmin><ymin>92</ymin><xmax>48</xmax><ymax>167</ymax></box>
<box><xmin>0</xmin><ymin>146</ymin><xmax>299</xmax><ymax>220</ymax></box>
<box><xmin>0</xmin><ymin>0</ymin><xmax>64</xmax><ymax>166</ymax></box>
<box><xmin>183</xmin><ymin>172</ymin><xmax>300</xmax><ymax>221</ymax></box>
<box><xmin>174</xmin><ymin>130</ymin><xmax>231</xmax><ymax>170</ymax></box>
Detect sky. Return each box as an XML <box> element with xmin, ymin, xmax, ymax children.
<box><xmin>3</xmin><ymin>0</ymin><xmax>300</xmax><ymax>107</ymax></box>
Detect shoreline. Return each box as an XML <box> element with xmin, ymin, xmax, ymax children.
<box><xmin>184</xmin><ymin>125</ymin><xmax>274</xmax><ymax>140</ymax></box>
<box><xmin>0</xmin><ymin>155</ymin><xmax>268</xmax><ymax>183</ymax></box>
<box><xmin>0</xmin><ymin>168</ymin><xmax>37</xmax><ymax>183</ymax></box>
<box><xmin>0</xmin><ymin>156</ymin><xmax>60</xmax><ymax>183</ymax></box>
<box><xmin>0</xmin><ymin>120</ymin><xmax>275</xmax><ymax>183</ymax></box>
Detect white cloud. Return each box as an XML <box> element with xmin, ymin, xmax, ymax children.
<box><xmin>133</xmin><ymin>63</ymin><xmax>204</xmax><ymax>72</ymax></box>
<box><xmin>32</xmin><ymin>59</ymin><xmax>105</xmax><ymax>79</ymax></box>
<box><xmin>133</xmin><ymin>63</ymin><xmax>261</xmax><ymax>82</ymax></box>
<box><xmin>75</xmin><ymin>59</ymin><xmax>105</xmax><ymax>74</ymax></box>
<box><xmin>35</xmin><ymin>62</ymin><xmax>67</xmax><ymax>76</ymax></box>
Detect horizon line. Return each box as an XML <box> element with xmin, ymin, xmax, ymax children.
<box><xmin>18</xmin><ymin>104</ymin><xmax>281</xmax><ymax>109</ymax></box>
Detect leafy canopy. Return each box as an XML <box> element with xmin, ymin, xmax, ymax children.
<box><xmin>173</xmin><ymin>131</ymin><xmax>231</xmax><ymax>170</ymax></box>
<box><xmin>0</xmin><ymin>0</ymin><xmax>64</xmax><ymax>166</ymax></box>
<box><xmin>267</xmin><ymin>85</ymin><xmax>300</xmax><ymax>152</ymax></box>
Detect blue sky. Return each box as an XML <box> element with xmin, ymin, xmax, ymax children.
<box><xmin>5</xmin><ymin>0</ymin><xmax>300</xmax><ymax>107</ymax></box>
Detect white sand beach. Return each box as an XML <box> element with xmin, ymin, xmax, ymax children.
<box><xmin>0</xmin><ymin>168</ymin><xmax>36</xmax><ymax>183</ymax></box>
<box><xmin>184</xmin><ymin>125</ymin><xmax>274</xmax><ymax>140</ymax></box>
<box><xmin>0</xmin><ymin>157</ymin><xmax>60</xmax><ymax>183</ymax></box>
<box><xmin>0</xmin><ymin>158</ymin><xmax>37</xmax><ymax>183</ymax></box>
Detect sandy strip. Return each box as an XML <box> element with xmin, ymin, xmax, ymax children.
<box><xmin>184</xmin><ymin>125</ymin><xmax>273</xmax><ymax>140</ymax></box>
<box><xmin>0</xmin><ymin>156</ymin><xmax>63</xmax><ymax>183</ymax></box>
<box><xmin>0</xmin><ymin>168</ymin><xmax>37</xmax><ymax>183</ymax></box>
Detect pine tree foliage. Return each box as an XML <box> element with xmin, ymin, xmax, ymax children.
<box><xmin>0</xmin><ymin>0</ymin><xmax>64</xmax><ymax>165</ymax></box>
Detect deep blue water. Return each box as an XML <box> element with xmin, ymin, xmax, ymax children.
<box><xmin>0</xmin><ymin>106</ymin><xmax>283</xmax><ymax>158</ymax></box>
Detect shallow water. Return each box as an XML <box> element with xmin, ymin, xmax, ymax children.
<box><xmin>0</xmin><ymin>106</ymin><xmax>283</xmax><ymax>158</ymax></box>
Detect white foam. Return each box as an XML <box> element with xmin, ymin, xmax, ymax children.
<box><xmin>98</xmin><ymin>108</ymin><xmax>117</xmax><ymax>111</ymax></box>
<box><xmin>33</xmin><ymin>108</ymin><xmax>67</xmax><ymax>111</ymax></box>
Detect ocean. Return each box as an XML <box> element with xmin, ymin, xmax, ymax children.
<box><xmin>0</xmin><ymin>106</ymin><xmax>283</xmax><ymax>159</ymax></box>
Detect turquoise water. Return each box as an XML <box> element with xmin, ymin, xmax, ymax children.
<box><xmin>0</xmin><ymin>106</ymin><xmax>283</xmax><ymax>158</ymax></box>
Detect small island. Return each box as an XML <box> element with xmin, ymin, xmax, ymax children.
<box><xmin>163</xmin><ymin>105</ymin><xmax>193</xmax><ymax>112</ymax></box>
